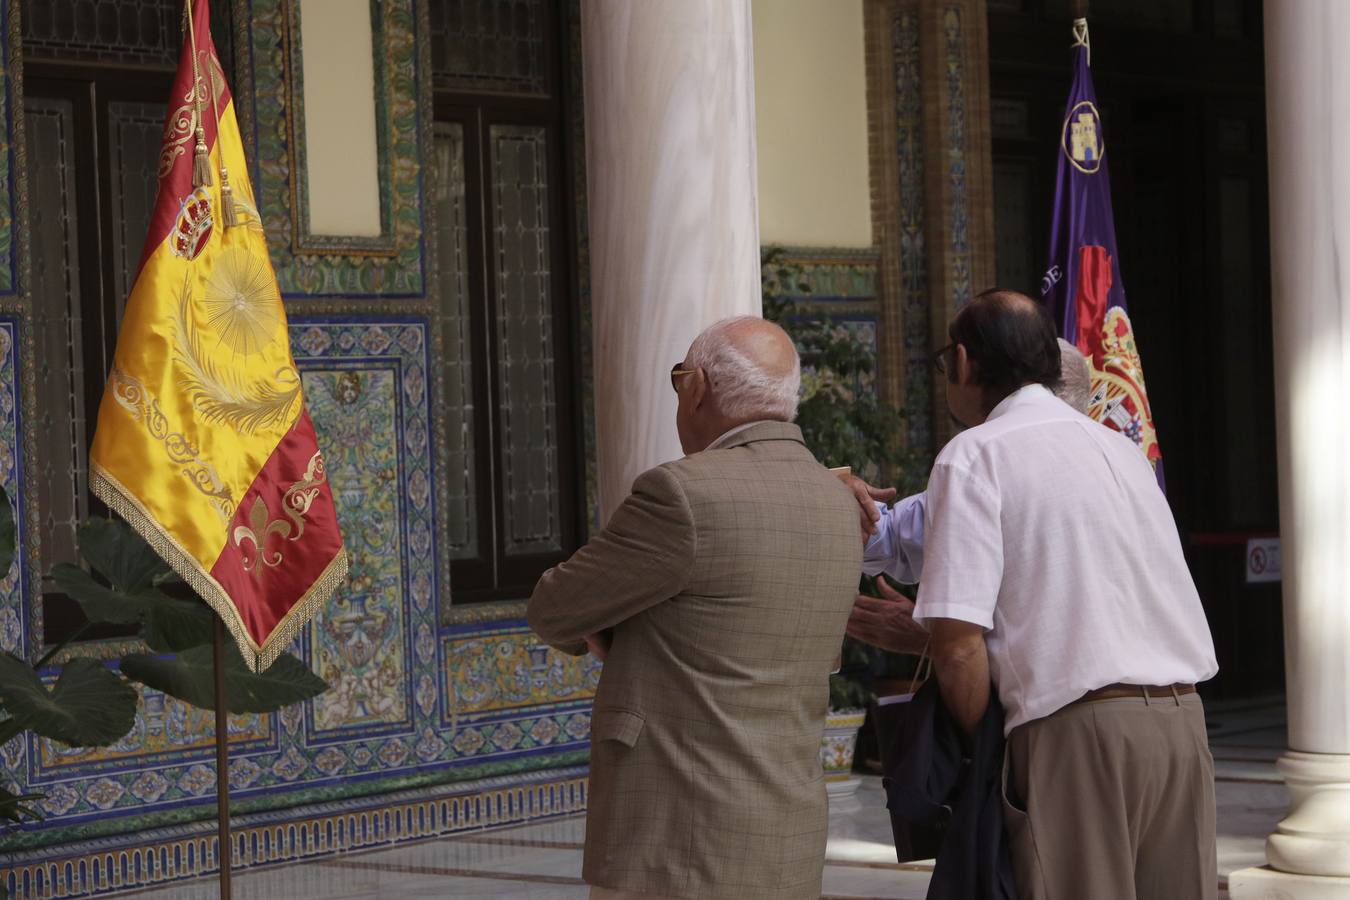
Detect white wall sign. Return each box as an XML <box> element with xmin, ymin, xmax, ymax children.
<box><xmin>1245</xmin><ymin>537</ymin><xmax>1282</xmax><ymax>584</ymax></box>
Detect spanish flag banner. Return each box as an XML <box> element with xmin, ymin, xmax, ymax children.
<box><xmin>90</xmin><ymin>0</ymin><xmax>347</xmax><ymax>671</ymax></box>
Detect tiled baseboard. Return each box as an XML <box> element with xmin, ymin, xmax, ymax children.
<box><xmin>2</xmin><ymin>767</ymin><xmax>589</xmax><ymax>898</ymax></box>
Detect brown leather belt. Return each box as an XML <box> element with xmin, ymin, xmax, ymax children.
<box><xmin>1075</xmin><ymin>682</ymin><xmax>1197</xmax><ymax>704</ymax></box>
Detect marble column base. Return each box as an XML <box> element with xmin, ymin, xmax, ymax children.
<box><xmin>1228</xmin><ymin>866</ymin><xmax>1350</xmax><ymax>899</ymax></box>
<box><xmin>1264</xmin><ymin>751</ymin><xmax>1350</xmax><ymax>876</ymax></box>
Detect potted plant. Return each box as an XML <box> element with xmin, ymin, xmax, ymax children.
<box><xmin>822</xmin><ymin>639</ymin><xmax>872</xmax><ymax>797</ymax></box>
<box><xmin>0</xmin><ymin>490</ymin><xmax>329</xmax><ymax>888</ymax></box>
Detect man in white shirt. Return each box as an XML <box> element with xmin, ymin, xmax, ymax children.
<box><xmin>914</xmin><ymin>290</ymin><xmax>1217</xmax><ymax>900</ymax></box>
<box><xmin>845</xmin><ymin>338</ymin><xmax>1093</xmax><ymax>653</ymax></box>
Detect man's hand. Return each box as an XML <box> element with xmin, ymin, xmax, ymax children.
<box><xmin>585</xmin><ymin>630</ymin><xmax>613</xmax><ymax>661</ymax></box>
<box><xmin>840</xmin><ymin>473</ymin><xmax>898</xmax><ymax>540</ymax></box>
<box><xmin>846</xmin><ymin>577</ymin><xmax>928</xmax><ymax>654</ymax></box>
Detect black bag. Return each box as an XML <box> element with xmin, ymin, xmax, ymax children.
<box><xmin>874</xmin><ymin>650</ymin><xmax>948</xmax><ymax>862</ymax></box>
<box><xmin>883</xmin><ymin>674</ymin><xmax>1017</xmax><ymax>899</ymax></box>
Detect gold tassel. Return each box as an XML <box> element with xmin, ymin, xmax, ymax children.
<box><xmin>192</xmin><ymin>126</ymin><xmax>213</xmax><ymax>187</ymax></box>
<box><xmin>219</xmin><ymin>166</ymin><xmax>239</xmax><ymax>228</ymax></box>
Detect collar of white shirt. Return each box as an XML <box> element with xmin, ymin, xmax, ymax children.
<box><xmin>986</xmin><ymin>383</ymin><xmax>1054</xmax><ymax>422</ymax></box>
<box><xmin>705</xmin><ymin>420</ymin><xmax>777</xmax><ymax>452</ymax></box>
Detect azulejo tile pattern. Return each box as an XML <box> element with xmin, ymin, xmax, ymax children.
<box><xmin>3</xmin><ymin>768</ymin><xmax>589</xmax><ymax>899</ymax></box>
<box><xmin>895</xmin><ymin>8</ymin><xmax>934</xmax><ymax>457</ymax></box>
<box><xmin>244</xmin><ymin>0</ymin><xmax>425</xmax><ymax>296</ymax></box>
<box><xmin>37</xmin><ymin>691</ymin><xmax>272</xmax><ymax>773</ymax></box>
<box><xmin>942</xmin><ymin>5</ymin><xmax>973</xmax><ymax>310</ymax></box>
<box><xmin>304</xmin><ymin>366</ymin><xmax>411</xmax><ymax>737</ymax></box>
<box><xmin>0</xmin><ymin>9</ymin><xmax>14</xmax><ymax>294</ymax></box>
<box><xmin>0</xmin><ymin>316</ymin><xmax>27</xmax><ymax>815</ymax></box>
<box><xmin>0</xmin><ymin>1</ymin><xmax>600</xmax><ymax>894</ymax></box>
<box><xmin>3</xmin><ymin>320</ymin><xmax>591</xmax><ymax>865</ymax></box>
<box><xmin>761</xmin><ymin>247</ymin><xmax>882</xmax><ymax>380</ymax></box>
<box><xmin>0</xmin><ymin>319</ymin><xmax>23</xmax><ymax>647</ymax></box>
<box><xmin>444</xmin><ymin>623</ymin><xmax>601</xmax><ymax>716</ymax></box>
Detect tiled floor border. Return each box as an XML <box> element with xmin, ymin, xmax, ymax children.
<box><xmin>2</xmin><ymin>767</ymin><xmax>589</xmax><ymax>899</ymax></box>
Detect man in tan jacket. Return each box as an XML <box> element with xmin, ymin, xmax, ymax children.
<box><xmin>528</xmin><ymin>316</ymin><xmax>864</xmax><ymax>900</ymax></box>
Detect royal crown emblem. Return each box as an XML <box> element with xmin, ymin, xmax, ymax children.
<box><xmin>1087</xmin><ymin>307</ymin><xmax>1161</xmax><ymax>467</ymax></box>
<box><xmin>171</xmin><ymin>187</ymin><xmax>214</xmax><ymax>260</ymax></box>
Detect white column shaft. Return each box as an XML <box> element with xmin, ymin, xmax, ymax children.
<box><xmin>1264</xmin><ymin>0</ymin><xmax>1350</xmax><ymax>759</ymax></box>
<box><xmin>582</xmin><ymin>0</ymin><xmax>761</xmax><ymax>524</ymax></box>
<box><xmin>1231</xmin><ymin>1</ymin><xmax>1350</xmax><ymax>889</ymax></box>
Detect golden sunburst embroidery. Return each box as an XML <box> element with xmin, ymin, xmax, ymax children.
<box><xmin>202</xmin><ymin>246</ymin><xmax>282</xmax><ymax>356</ymax></box>
<box><xmin>173</xmin><ymin>270</ymin><xmax>302</xmax><ymax>435</ymax></box>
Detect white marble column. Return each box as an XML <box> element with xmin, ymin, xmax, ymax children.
<box><xmin>1230</xmin><ymin>2</ymin><xmax>1350</xmax><ymax>896</ymax></box>
<box><xmin>582</xmin><ymin>0</ymin><xmax>761</xmax><ymax>524</ymax></box>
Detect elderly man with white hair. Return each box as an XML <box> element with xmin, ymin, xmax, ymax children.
<box><xmin>528</xmin><ymin>316</ymin><xmax>865</xmax><ymax>900</ymax></box>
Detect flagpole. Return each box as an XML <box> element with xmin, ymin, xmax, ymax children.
<box><xmin>213</xmin><ymin>615</ymin><xmax>232</xmax><ymax>899</ymax></box>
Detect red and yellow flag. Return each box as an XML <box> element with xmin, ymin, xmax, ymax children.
<box><xmin>90</xmin><ymin>0</ymin><xmax>347</xmax><ymax>671</ymax></box>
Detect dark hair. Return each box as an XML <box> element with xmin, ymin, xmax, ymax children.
<box><xmin>947</xmin><ymin>288</ymin><xmax>1062</xmax><ymax>407</ymax></box>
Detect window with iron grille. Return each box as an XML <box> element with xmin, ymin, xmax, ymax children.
<box><xmin>430</xmin><ymin>0</ymin><xmax>583</xmax><ymax>602</ymax></box>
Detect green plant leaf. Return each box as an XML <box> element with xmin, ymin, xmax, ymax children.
<box><xmin>0</xmin><ymin>784</ymin><xmax>45</xmax><ymax>824</ymax></box>
<box><xmin>120</xmin><ymin>645</ymin><xmax>328</xmax><ymax>714</ymax></box>
<box><xmin>76</xmin><ymin>517</ymin><xmax>169</xmax><ymax>593</ymax></box>
<box><xmin>0</xmin><ymin>654</ymin><xmax>137</xmax><ymax>747</ymax></box>
<box><xmin>140</xmin><ymin>593</ymin><xmax>215</xmax><ymax>652</ymax></box>
<box><xmin>49</xmin><ymin>563</ymin><xmax>153</xmax><ymax>626</ymax></box>
<box><xmin>0</xmin><ymin>486</ymin><xmax>15</xmax><ymax>581</ymax></box>
<box><xmin>51</xmin><ymin>560</ymin><xmax>214</xmax><ymax>651</ymax></box>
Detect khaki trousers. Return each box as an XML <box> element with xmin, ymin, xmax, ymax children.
<box><xmin>1003</xmin><ymin>691</ymin><xmax>1217</xmax><ymax>900</ymax></box>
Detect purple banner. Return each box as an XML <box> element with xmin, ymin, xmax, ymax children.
<box><xmin>1041</xmin><ymin>23</ymin><xmax>1164</xmax><ymax>484</ymax></box>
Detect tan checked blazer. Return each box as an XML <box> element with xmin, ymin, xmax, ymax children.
<box><xmin>528</xmin><ymin>421</ymin><xmax>863</xmax><ymax>900</ymax></box>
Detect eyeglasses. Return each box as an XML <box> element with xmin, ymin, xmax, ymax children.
<box><xmin>670</xmin><ymin>362</ymin><xmax>698</xmax><ymax>392</ymax></box>
<box><xmin>933</xmin><ymin>343</ymin><xmax>954</xmax><ymax>374</ymax></box>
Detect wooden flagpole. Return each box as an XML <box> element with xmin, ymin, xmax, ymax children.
<box><xmin>213</xmin><ymin>616</ymin><xmax>232</xmax><ymax>898</ymax></box>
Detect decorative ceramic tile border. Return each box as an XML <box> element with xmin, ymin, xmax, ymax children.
<box><xmin>0</xmin><ymin>5</ymin><xmax>15</xmax><ymax>294</ymax></box>
<box><xmin>761</xmin><ymin>247</ymin><xmax>882</xmax><ymax>403</ymax></box>
<box><xmin>0</xmin><ymin>317</ymin><xmax>26</xmax><ymax>651</ymax></box>
<box><xmin>763</xmin><ymin>246</ymin><xmax>878</xmax><ymax>297</ymax></box>
<box><xmin>894</xmin><ymin>7</ymin><xmax>933</xmax><ymax>456</ymax></box>
<box><xmin>0</xmin><ymin>0</ymin><xmax>605</xmax><ymax>873</ymax></box>
<box><xmin>941</xmin><ymin>5</ymin><xmax>973</xmax><ymax>310</ymax></box>
<box><xmin>36</xmin><ymin>696</ymin><xmax>273</xmax><ymax>777</ymax></box>
<box><xmin>5</xmin><ymin>318</ymin><xmax>599</xmax><ymax>856</ymax></box>
<box><xmin>283</xmin><ymin>0</ymin><xmax>397</xmax><ymax>256</ymax></box>
<box><xmin>0</xmin><ymin>315</ymin><xmax>30</xmax><ymax>809</ymax></box>
<box><xmin>244</xmin><ymin>0</ymin><xmax>425</xmax><ymax>295</ymax></box>
<box><xmin>2</xmin><ymin>767</ymin><xmax>589</xmax><ymax>899</ymax></box>
<box><xmin>442</xmin><ymin>621</ymin><xmax>599</xmax><ymax>718</ymax></box>
<box><xmin>291</xmin><ymin>317</ymin><xmax>432</xmax><ymax>748</ymax></box>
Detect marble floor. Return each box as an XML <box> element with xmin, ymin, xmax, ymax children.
<box><xmin>122</xmin><ymin>697</ymin><xmax>1288</xmax><ymax>899</ymax></box>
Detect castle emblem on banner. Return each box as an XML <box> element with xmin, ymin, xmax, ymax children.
<box><xmin>1062</xmin><ymin>100</ymin><xmax>1105</xmax><ymax>174</ymax></box>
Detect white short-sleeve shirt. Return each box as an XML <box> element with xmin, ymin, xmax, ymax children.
<box><xmin>913</xmin><ymin>384</ymin><xmax>1218</xmax><ymax>733</ymax></box>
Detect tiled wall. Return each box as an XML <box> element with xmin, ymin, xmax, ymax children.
<box><xmin>0</xmin><ymin>0</ymin><xmax>969</xmax><ymax>893</ymax></box>
<box><xmin>0</xmin><ymin>2</ymin><xmax>599</xmax><ymax>896</ymax></box>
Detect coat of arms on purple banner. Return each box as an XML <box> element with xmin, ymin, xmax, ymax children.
<box><xmin>1041</xmin><ymin>19</ymin><xmax>1164</xmax><ymax>486</ymax></box>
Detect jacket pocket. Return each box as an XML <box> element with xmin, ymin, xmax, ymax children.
<box><xmin>590</xmin><ymin>707</ymin><xmax>645</xmax><ymax>748</ymax></box>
